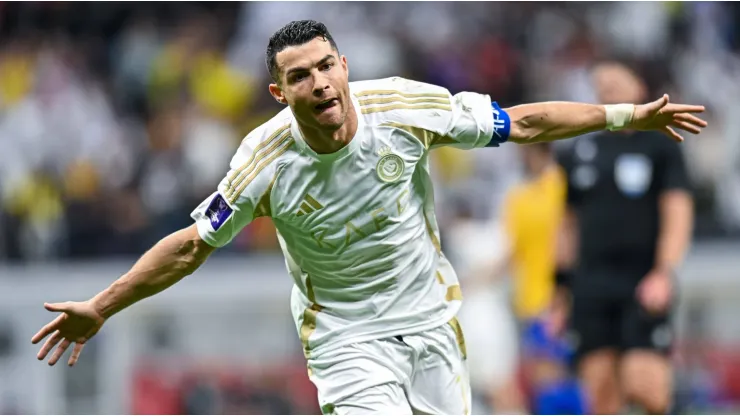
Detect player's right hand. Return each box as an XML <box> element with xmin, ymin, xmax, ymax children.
<box><xmin>631</xmin><ymin>94</ymin><xmax>707</xmax><ymax>142</ymax></box>
<box><xmin>31</xmin><ymin>300</ymin><xmax>106</xmax><ymax>367</ymax></box>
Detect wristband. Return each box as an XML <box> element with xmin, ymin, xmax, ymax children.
<box><xmin>604</xmin><ymin>104</ymin><xmax>635</xmax><ymax>131</ymax></box>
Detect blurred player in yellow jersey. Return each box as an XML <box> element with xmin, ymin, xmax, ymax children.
<box><xmin>502</xmin><ymin>143</ymin><xmax>566</xmax><ymax>322</ymax></box>
<box><xmin>476</xmin><ymin>142</ymin><xmax>587</xmax><ymax>414</ymax></box>
<box><xmin>31</xmin><ymin>19</ymin><xmax>706</xmax><ymax>416</ymax></box>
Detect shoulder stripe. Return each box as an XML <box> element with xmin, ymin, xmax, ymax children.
<box><xmin>253</xmin><ymin>170</ymin><xmax>278</xmax><ymax>218</ymax></box>
<box><xmin>361</xmin><ymin>102</ymin><xmax>451</xmax><ymax>115</ymax></box>
<box><xmin>228</xmin><ymin>136</ymin><xmax>294</xmax><ymax>205</ymax></box>
<box><xmin>227</xmin><ymin>124</ymin><xmax>290</xmax><ymax>183</ymax></box>
<box><xmin>225</xmin><ymin>127</ymin><xmax>291</xmax><ymax>199</ymax></box>
<box><xmin>354</xmin><ymin>89</ymin><xmax>449</xmax><ymax>99</ymax></box>
<box><xmin>358</xmin><ymin>96</ymin><xmax>449</xmax><ymax>106</ymax></box>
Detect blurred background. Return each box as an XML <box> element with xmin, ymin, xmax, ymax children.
<box><xmin>1</xmin><ymin>1</ymin><xmax>740</xmax><ymax>414</ymax></box>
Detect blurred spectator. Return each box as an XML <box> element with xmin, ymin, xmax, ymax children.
<box><xmin>0</xmin><ymin>2</ymin><xmax>735</xmax><ymax>261</ymax></box>
<box><xmin>0</xmin><ymin>3</ymin><xmax>738</xmax><ymax>415</ymax></box>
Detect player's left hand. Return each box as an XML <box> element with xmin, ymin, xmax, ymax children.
<box><xmin>631</xmin><ymin>94</ymin><xmax>707</xmax><ymax>142</ymax></box>
<box><xmin>31</xmin><ymin>300</ymin><xmax>106</xmax><ymax>367</ymax></box>
<box><xmin>636</xmin><ymin>268</ymin><xmax>673</xmax><ymax>315</ymax></box>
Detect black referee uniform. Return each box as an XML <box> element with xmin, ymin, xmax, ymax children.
<box><xmin>557</xmin><ymin>130</ymin><xmax>690</xmax><ymax>360</ymax></box>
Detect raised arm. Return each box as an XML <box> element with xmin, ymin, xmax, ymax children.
<box><xmin>32</xmin><ymin>120</ymin><xmax>285</xmax><ymax>366</ymax></box>
<box><xmin>504</xmin><ymin>95</ymin><xmax>707</xmax><ymax>144</ymax></box>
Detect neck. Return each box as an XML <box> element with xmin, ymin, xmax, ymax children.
<box><xmin>299</xmin><ymin>101</ymin><xmax>359</xmax><ymax>154</ymax></box>
<box><xmin>527</xmin><ymin>160</ymin><xmax>554</xmax><ymax>178</ymax></box>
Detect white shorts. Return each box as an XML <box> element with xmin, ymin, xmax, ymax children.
<box><xmin>307</xmin><ymin>320</ymin><xmax>471</xmax><ymax>415</ymax></box>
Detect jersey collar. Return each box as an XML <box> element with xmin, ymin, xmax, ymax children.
<box><xmin>290</xmin><ymin>94</ymin><xmax>364</xmax><ymax>162</ymax></box>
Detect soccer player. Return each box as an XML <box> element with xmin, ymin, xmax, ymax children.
<box><xmin>557</xmin><ymin>62</ymin><xmax>695</xmax><ymax>414</ymax></box>
<box><xmin>475</xmin><ymin>143</ymin><xmax>585</xmax><ymax>415</ymax></box>
<box><xmin>31</xmin><ymin>20</ymin><xmax>706</xmax><ymax>415</ymax></box>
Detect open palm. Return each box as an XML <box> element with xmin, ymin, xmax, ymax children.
<box><xmin>632</xmin><ymin>94</ymin><xmax>707</xmax><ymax>142</ymax></box>
<box><xmin>31</xmin><ymin>301</ymin><xmax>106</xmax><ymax>366</ymax></box>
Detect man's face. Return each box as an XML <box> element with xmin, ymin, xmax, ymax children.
<box><xmin>592</xmin><ymin>63</ymin><xmax>646</xmax><ymax>105</ymax></box>
<box><xmin>269</xmin><ymin>37</ymin><xmax>350</xmax><ymax>131</ymax></box>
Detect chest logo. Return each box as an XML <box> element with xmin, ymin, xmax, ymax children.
<box><xmin>614</xmin><ymin>154</ymin><xmax>653</xmax><ymax>198</ymax></box>
<box><xmin>376</xmin><ymin>146</ymin><xmax>404</xmax><ymax>183</ymax></box>
<box><xmin>296</xmin><ymin>194</ymin><xmax>323</xmax><ymax>217</ymax></box>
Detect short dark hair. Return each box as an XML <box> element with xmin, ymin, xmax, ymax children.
<box><xmin>265</xmin><ymin>20</ymin><xmax>339</xmax><ymax>83</ymax></box>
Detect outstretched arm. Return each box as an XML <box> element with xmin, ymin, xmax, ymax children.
<box><xmin>91</xmin><ymin>224</ymin><xmax>216</xmax><ymax>318</ymax></box>
<box><xmin>32</xmin><ymin>224</ymin><xmax>216</xmax><ymax>366</ymax></box>
<box><xmin>504</xmin><ymin>95</ymin><xmax>707</xmax><ymax>144</ymax></box>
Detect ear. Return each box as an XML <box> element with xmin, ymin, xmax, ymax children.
<box><xmin>341</xmin><ymin>55</ymin><xmax>348</xmax><ymax>76</ymax></box>
<box><xmin>269</xmin><ymin>83</ymin><xmax>288</xmax><ymax>105</ymax></box>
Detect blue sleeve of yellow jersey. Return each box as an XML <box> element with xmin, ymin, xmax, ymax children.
<box><xmin>485</xmin><ymin>101</ymin><xmax>511</xmax><ymax>147</ymax></box>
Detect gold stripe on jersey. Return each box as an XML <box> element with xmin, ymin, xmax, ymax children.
<box><xmin>300</xmin><ymin>304</ymin><xmax>323</xmax><ymax>358</ymax></box>
<box><xmin>361</xmin><ymin>102</ymin><xmax>452</xmax><ymax>115</ymax></box>
<box><xmin>226</xmin><ymin>129</ymin><xmax>291</xmax><ymax>200</ymax></box>
<box><xmin>423</xmin><ymin>212</ymin><xmax>442</xmax><ymax>254</ymax></box>
<box><xmin>380</xmin><ymin>122</ymin><xmax>440</xmax><ymax>149</ymax></box>
<box><xmin>448</xmin><ymin>317</ymin><xmax>467</xmax><ymax>360</ymax></box>
<box><xmin>358</xmin><ymin>96</ymin><xmax>450</xmax><ymax>107</ymax></box>
<box><xmin>446</xmin><ymin>284</ymin><xmax>463</xmax><ymax>302</ymax></box>
<box><xmin>296</xmin><ymin>194</ymin><xmax>324</xmax><ymax>216</ymax></box>
<box><xmin>253</xmin><ymin>171</ymin><xmax>278</xmax><ymax>218</ymax></box>
<box><xmin>227</xmin><ymin>124</ymin><xmax>289</xmax><ymax>184</ymax></box>
<box><xmin>436</xmin><ymin>271</ymin><xmax>446</xmax><ymax>284</ymax></box>
<box><xmin>300</xmin><ymin>275</ymin><xmax>324</xmax><ymax>358</ymax></box>
<box><xmin>302</xmin><ymin>201</ymin><xmax>314</xmax><ymax>212</ymax></box>
<box><xmin>225</xmin><ymin>124</ymin><xmax>290</xmax><ymax>198</ymax></box>
<box><xmin>228</xmin><ymin>136</ymin><xmax>294</xmax><ymax>205</ymax></box>
<box><xmin>355</xmin><ymin>89</ymin><xmax>449</xmax><ymax>99</ymax></box>
<box><xmin>304</xmin><ymin>194</ymin><xmax>323</xmax><ymax>211</ymax></box>
<box><xmin>457</xmin><ymin>375</ymin><xmax>470</xmax><ymax>415</ymax></box>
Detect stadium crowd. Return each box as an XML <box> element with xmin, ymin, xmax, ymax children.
<box><xmin>3</xmin><ymin>2</ymin><xmax>740</xmax><ymax>415</ymax></box>
<box><xmin>0</xmin><ymin>2</ymin><xmax>739</xmax><ymax>263</ymax></box>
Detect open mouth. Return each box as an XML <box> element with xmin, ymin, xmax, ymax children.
<box><xmin>315</xmin><ymin>98</ymin><xmax>338</xmax><ymax>112</ymax></box>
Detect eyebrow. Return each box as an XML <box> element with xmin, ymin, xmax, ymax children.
<box><xmin>285</xmin><ymin>54</ymin><xmax>335</xmax><ymax>78</ymax></box>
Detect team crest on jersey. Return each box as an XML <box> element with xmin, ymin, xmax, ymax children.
<box><xmin>375</xmin><ymin>146</ymin><xmax>404</xmax><ymax>183</ymax></box>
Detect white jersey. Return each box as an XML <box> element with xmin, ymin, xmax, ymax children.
<box><xmin>192</xmin><ymin>77</ymin><xmax>497</xmax><ymax>358</ymax></box>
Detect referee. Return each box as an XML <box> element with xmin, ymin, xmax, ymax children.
<box><xmin>556</xmin><ymin>62</ymin><xmax>694</xmax><ymax>414</ymax></box>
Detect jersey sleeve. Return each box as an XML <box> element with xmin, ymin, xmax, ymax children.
<box><xmin>190</xmin><ymin>128</ymin><xmax>284</xmax><ymax>248</ymax></box>
<box><xmin>359</xmin><ymin>77</ymin><xmax>507</xmax><ymax>151</ymax></box>
<box><xmin>434</xmin><ymin>93</ymin><xmax>509</xmax><ymax>150</ymax></box>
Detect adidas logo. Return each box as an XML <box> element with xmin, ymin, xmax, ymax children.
<box><xmin>296</xmin><ymin>194</ymin><xmax>324</xmax><ymax>217</ymax></box>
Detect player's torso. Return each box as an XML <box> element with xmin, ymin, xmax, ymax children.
<box><xmin>237</xmin><ymin>78</ymin><xmax>471</xmax><ymax>355</ymax></box>
<box><xmin>271</xmin><ymin>119</ymin><xmax>437</xmax><ymax>305</ymax></box>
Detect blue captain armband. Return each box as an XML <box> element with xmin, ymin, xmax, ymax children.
<box><xmin>486</xmin><ymin>101</ymin><xmax>511</xmax><ymax>147</ymax></box>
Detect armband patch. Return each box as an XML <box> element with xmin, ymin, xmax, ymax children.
<box><xmin>206</xmin><ymin>194</ymin><xmax>233</xmax><ymax>231</ymax></box>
